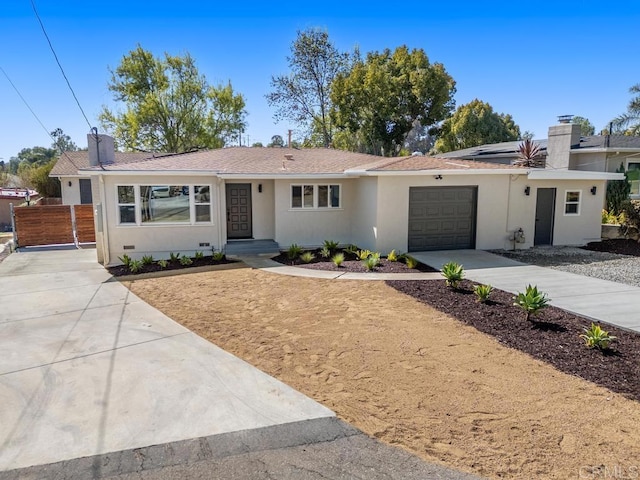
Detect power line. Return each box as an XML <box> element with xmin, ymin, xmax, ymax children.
<box><xmin>30</xmin><ymin>0</ymin><xmax>93</xmax><ymax>131</ymax></box>
<box><xmin>0</xmin><ymin>65</ymin><xmax>81</xmax><ymax>169</ymax></box>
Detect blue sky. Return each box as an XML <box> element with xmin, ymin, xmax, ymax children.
<box><xmin>1</xmin><ymin>0</ymin><xmax>639</xmax><ymax>162</ymax></box>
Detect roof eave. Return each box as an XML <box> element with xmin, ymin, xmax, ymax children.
<box><xmin>346</xmin><ymin>168</ymin><xmax>525</xmax><ymax>176</ymax></box>
<box><xmin>527</xmin><ymin>170</ymin><xmax>625</xmax><ymax>180</ymax></box>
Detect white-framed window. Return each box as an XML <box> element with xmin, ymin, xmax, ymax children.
<box><xmin>116</xmin><ymin>184</ymin><xmax>213</xmax><ymax>225</ymax></box>
<box><xmin>626</xmin><ymin>160</ymin><xmax>640</xmax><ymax>197</ymax></box>
<box><xmin>291</xmin><ymin>184</ymin><xmax>341</xmax><ymax>209</ymax></box>
<box><xmin>117</xmin><ymin>185</ymin><xmax>136</xmax><ymax>224</ymax></box>
<box><xmin>564</xmin><ymin>190</ymin><xmax>581</xmax><ymax>215</ymax></box>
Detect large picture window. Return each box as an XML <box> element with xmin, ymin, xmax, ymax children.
<box><xmin>291</xmin><ymin>184</ymin><xmax>341</xmax><ymax>209</ymax></box>
<box><xmin>564</xmin><ymin>190</ymin><xmax>581</xmax><ymax>215</ymax></box>
<box><xmin>627</xmin><ymin>161</ymin><xmax>640</xmax><ymax>196</ymax></box>
<box><xmin>117</xmin><ymin>184</ymin><xmax>213</xmax><ymax>225</ymax></box>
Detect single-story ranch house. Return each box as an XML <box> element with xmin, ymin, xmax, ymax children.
<box><xmin>56</xmin><ymin>133</ymin><xmax>622</xmax><ymax>266</ymax></box>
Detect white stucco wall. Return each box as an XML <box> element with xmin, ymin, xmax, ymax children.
<box><xmin>60</xmin><ymin>176</ymin><xmax>82</xmax><ymax>205</ymax></box>
<box><xmin>350</xmin><ymin>176</ymin><xmax>379</xmax><ymax>250</ymax></box>
<box><xmin>101</xmin><ymin>174</ymin><xmax>221</xmax><ymax>264</ymax></box>
<box><xmin>273</xmin><ymin>178</ymin><xmax>357</xmax><ymax>248</ymax></box>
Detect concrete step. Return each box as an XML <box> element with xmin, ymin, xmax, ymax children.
<box><xmin>225</xmin><ymin>240</ymin><xmax>280</xmax><ymax>255</ymax></box>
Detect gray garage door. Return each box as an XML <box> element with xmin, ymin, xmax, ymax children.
<box><xmin>408</xmin><ymin>186</ymin><xmax>477</xmax><ymax>251</ymax></box>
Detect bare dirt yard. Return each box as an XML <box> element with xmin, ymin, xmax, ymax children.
<box><xmin>125</xmin><ymin>267</ymin><xmax>640</xmax><ymax>479</ymax></box>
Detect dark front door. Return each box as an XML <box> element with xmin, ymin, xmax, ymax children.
<box><xmin>79</xmin><ymin>179</ymin><xmax>92</xmax><ymax>204</ymax></box>
<box><xmin>408</xmin><ymin>186</ymin><xmax>477</xmax><ymax>251</ymax></box>
<box><xmin>534</xmin><ymin>188</ymin><xmax>556</xmax><ymax>245</ymax></box>
<box><xmin>226</xmin><ymin>183</ymin><xmax>252</xmax><ymax>239</ymax></box>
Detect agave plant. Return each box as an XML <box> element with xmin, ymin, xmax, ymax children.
<box><xmin>514</xmin><ymin>285</ymin><xmax>550</xmax><ymax>321</ymax></box>
<box><xmin>441</xmin><ymin>261</ymin><xmax>464</xmax><ymax>288</ymax></box>
<box><xmin>514</xmin><ymin>138</ymin><xmax>544</xmax><ymax>168</ymax></box>
<box><xmin>580</xmin><ymin>323</ymin><xmax>616</xmax><ymax>350</ymax></box>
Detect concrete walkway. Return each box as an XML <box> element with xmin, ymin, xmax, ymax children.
<box><xmin>0</xmin><ymin>248</ymin><xmax>479</xmax><ymax>480</ymax></box>
<box><xmin>412</xmin><ymin>250</ymin><xmax>640</xmax><ymax>333</ymax></box>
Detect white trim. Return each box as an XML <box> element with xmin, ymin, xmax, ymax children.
<box><xmin>345</xmin><ymin>168</ymin><xmax>521</xmax><ymax>176</ymax></box>
<box><xmin>563</xmin><ymin>190</ymin><xmax>581</xmax><ymax>216</ymax></box>
<box><xmin>528</xmin><ymin>170</ymin><xmax>624</xmax><ymax>180</ymax></box>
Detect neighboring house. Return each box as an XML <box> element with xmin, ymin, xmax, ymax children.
<box><xmin>0</xmin><ymin>188</ymin><xmax>38</xmax><ymax>230</ymax></box>
<box><xmin>437</xmin><ymin>118</ymin><xmax>640</xmax><ymax>197</ymax></box>
<box><xmin>77</xmin><ymin>134</ymin><xmax>622</xmax><ymax>266</ymax></box>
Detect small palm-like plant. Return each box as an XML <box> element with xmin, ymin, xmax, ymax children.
<box><xmin>362</xmin><ymin>254</ymin><xmax>380</xmax><ymax>271</ymax></box>
<box><xmin>514</xmin><ymin>138</ymin><xmax>544</xmax><ymax>168</ymax></box>
<box><xmin>119</xmin><ymin>254</ymin><xmax>132</xmax><ymax>268</ymax></box>
<box><xmin>580</xmin><ymin>323</ymin><xmax>616</xmax><ymax>350</ymax></box>
<box><xmin>287</xmin><ymin>243</ymin><xmax>303</xmax><ymax>260</ymax></box>
<box><xmin>441</xmin><ymin>262</ymin><xmax>464</xmax><ymax>288</ymax></box>
<box><xmin>194</xmin><ymin>251</ymin><xmax>205</xmax><ymax>259</ymax></box>
<box><xmin>356</xmin><ymin>249</ymin><xmax>373</xmax><ymax>260</ymax></box>
<box><xmin>343</xmin><ymin>244</ymin><xmax>359</xmax><ymax>255</ymax></box>
<box><xmin>473</xmin><ymin>284</ymin><xmax>493</xmax><ymax>303</ymax></box>
<box><xmin>157</xmin><ymin>259</ymin><xmax>168</xmax><ymax>269</ymax></box>
<box><xmin>514</xmin><ymin>285</ymin><xmax>550</xmax><ymax>321</ymax></box>
<box><xmin>129</xmin><ymin>259</ymin><xmax>143</xmax><ymax>273</ymax></box>
<box><xmin>179</xmin><ymin>256</ymin><xmax>193</xmax><ymax>266</ymax></box>
<box><xmin>319</xmin><ymin>246</ymin><xmax>331</xmax><ymax>258</ymax></box>
<box><xmin>332</xmin><ymin>252</ymin><xmax>345</xmax><ymax>267</ymax></box>
<box><xmin>141</xmin><ymin>255</ymin><xmax>154</xmax><ymax>266</ymax></box>
<box><xmin>323</xmin><ymin>240</ymin><xmax>340</xmax><ymax>252</ymax></box>
<box><xmin>404</xmin><ymin>255</ymin><xmax>418</xmax><ymax>269</ymax></box>
<box><xmin>387</xmin><ymin>249</ymin><xmax>398</xmax><ymax>262</ymax></box>
<box><xmin>212</xmin><ymin>250</ymin><xmax>225</xmax><ymax>261</ymax></box>
<box><xmin>300</xmin><ymin>251</ymin><xmax>315</xmax><ymax>263</ymax></box>
<box><xmin>169</xmin><ymin>252</ymin><xmax>181</xmax><ymax>262</ymax></box>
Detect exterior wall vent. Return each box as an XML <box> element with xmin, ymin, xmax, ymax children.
<box><xmin>284</xmin><ymin>154</ymin><xmax>294</xmax><ymax>161</ymax></box>
<box><xmin>199</xmin><ymin>242</ymin><xmax>210</xmax><ymax>247</ymax></box>
<box><xmin>123</xmin><ymin>245</ymin><xmax>135</xmax><ymax>250</ymax></box>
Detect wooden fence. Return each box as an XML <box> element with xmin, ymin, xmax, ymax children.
<box><xmin>12</xmin><ymin>204</ymin><xmax>95</xmax><ymax>248</ymax></box>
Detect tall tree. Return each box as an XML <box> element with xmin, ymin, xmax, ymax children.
<box><xmin>611</xmin><ymin>84</ymin><xmax>640</xmax><ymax>136</ymax></box>
<box><xmin>433</xmin><ymin>99</ymin><xmax>521</xmax><ymax>153</ymax></box>
<box><xmin>331</xmin><ymin>46</ymin><xmax>456</xmax><ymax>156</ymax></box>
<box><xmin>50</xmin><ymin>128</ymin><xmax>78</xmax><ymax>153</ymax></box>
<box><xmin>571</xmin><ymin>116</ymin><xmax>595</xmax><ymax>136</ymax></box>
<box><xmin>8</xmin><ymin>146</ymin><xmax>57</xmax><ymax>174</ymax></box>
<box><xmin>100</xmin><ymin>45</ymin><xmax>247</xmax><ymax>152</ymax></box>
<box><xmin>266</xmin><ymin>28</ymin><xmax>350</xmax><ymax>148</ymax></box>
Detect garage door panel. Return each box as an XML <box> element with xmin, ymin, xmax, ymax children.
<box><xmin>408</xmin><ymin>186</ymin><xmax>477</xmax><ymax>252</ymax></box>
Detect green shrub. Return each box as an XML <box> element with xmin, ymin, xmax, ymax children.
<box><xmin>194</xmin><ymin>251</ymin><xmax>205</xmax><ymax>259</ymax></box>
<box><xmin>441</xmin><ymin>261</ymin><xmax>464</xmax><ymax>288</ymax></box>
<box><xmin>287</xmin><ymin>243</ymin><xmax>303</xmax><ymax>260</ymax></box>
<box><xmin>119</xmin><ymin>254</ymin><xmax>132</xmax><ymax>268</ymax></box>
<box><xmin>129</xmin><ymin>259</ymin><xmax>143</xmax><ymax>273</ymax></box>
<box><xmin>300</xmin><ymin>251</ymin><xmax>315</xmax><ymax>263</ymax></box>
<box><xmin>514</xmin><ymin>285</ymin><xmax>550</xmax><ymax>321</ymax></box>
<box><xmin>141</xmin><ymin>255</ymin><xmax>154</xmax><ymax>265</ymax></box>
<box><xmin>212</xmin><ymin>250</ymin><xmax>225</xmax><ymax>261</ymax></box>
<box><xmin>404</xmin><ymin>256</ymin><xmax>418</xmax><ymax>269</ymax></box>
<box><xmin>356</xmin><ymin>249</ymin><xmax>373</xmax><ymax>260</ymax></box>
<box><xmin>343</xmin><ymin>244</ymin><xmax>359</xmax><ymax>255</ymax></box>
<box><xmin>157</xmin><ymin>259</ymin><xmax>168</xmax><ymax>269</ymax></box>
<box><xmin>606</xmin><ymin>163</ymin><xmax>631</xmax><ymax>215</ymax></box>
<box><xmin>387</xmin><ymin>249</ymin><xmax>398</xmax><ymax>262</ymax></box>
<box><xmin>602</xmin><ymin>209</ymin><xmax>625</xmax><ymax>225</ymax></box>
<box><xmin>323</xmin><ymin>240</ymin><xmax>340</xmax><ymax>252</ymax></box>
<box><xmin>622</xmin><ymin>200</ymin><xmax>640</xmax><ymax>230</ymax></box>
<box><xmin>362</xmin><ymin>255</ymin><xmax>380</xmax><ymax>271</ymax></box>
<box><xmin>580</xmin><ymin>323</ymin><xmax>616</xmax><ymax>350</ymax></box>
<box><xmin>319</xmin><ymin>246</ymin><xmax>332</xmax><ymax>258</ymax></box>
<box><xmin>473</xmin><ymin>284</ymin><xmax>493</xmax><ymax>303</ymax></box>
<box><xmin>169</xmin><ymin>252</ymin><xmax>181</xmax><ymax>262</ymax></box>
<box><xmin>332</xmin><ymin>252</ymin><xmax>345</xmax><ymax>266</ymax></box>
<box><xmin>179</xmin><ymin>256</ymin><xmax>193</xmax><ymax>266</ymax></box>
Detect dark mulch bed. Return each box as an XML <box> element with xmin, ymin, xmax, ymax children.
<box><xmin>387</xmin><ymin>279</ymin><xmax>640</xmax><ymax>402</ymax></box>
<box><xmin>108</xmin><ymin>255</ymin><xmax>236</xmax><ymax>277</ymax></box>
<box><xmin>271</xmin><ymin>250</ymin><xmax>437</xmax><ymax>274</ymax></box>
<box><xmin>582</xmin><ymin>238</ymin><xmax>640</xmax><ymax>257</ymax></box>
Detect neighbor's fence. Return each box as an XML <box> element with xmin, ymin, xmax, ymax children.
<box><xmin>11</xmin><ymin>204</ymin><xmax>95</xmax><ymax>248</ymax></box>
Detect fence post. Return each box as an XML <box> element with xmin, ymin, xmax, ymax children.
<box><xmin>10</xmin><ymin>203</ymin><xmax>17</xmax><ymax>249</ymax></box>
<box><xmin>70</xmin><ymin>205</ymin><xmax>79</xmax><ymax>248</ymax></box>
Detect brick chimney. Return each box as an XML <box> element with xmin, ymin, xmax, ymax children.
<box><xmin>546</xmin><ymin>116</ymin><xmax>581</xmax><ymax>170</ymax></box>
<box><xmin>87</xmin><ymin>133</ymin><xmax>115</xmax><ymax>167</ymax></box>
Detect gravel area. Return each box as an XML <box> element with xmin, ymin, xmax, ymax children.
<box><xmin>491</xmin><ymin>246</ymin><xmax>640</xmax><ymax>287</ymax></box>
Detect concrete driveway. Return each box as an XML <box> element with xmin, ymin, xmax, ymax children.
<box><xmin>0</xmin><ymin>248</ymin><xmax>480</xmax><ymax>480</ymax></box>
<box><xmin>0</xmin><ymin>248</ymin><xmax>332</xmax><ymax>471</ymax></box>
